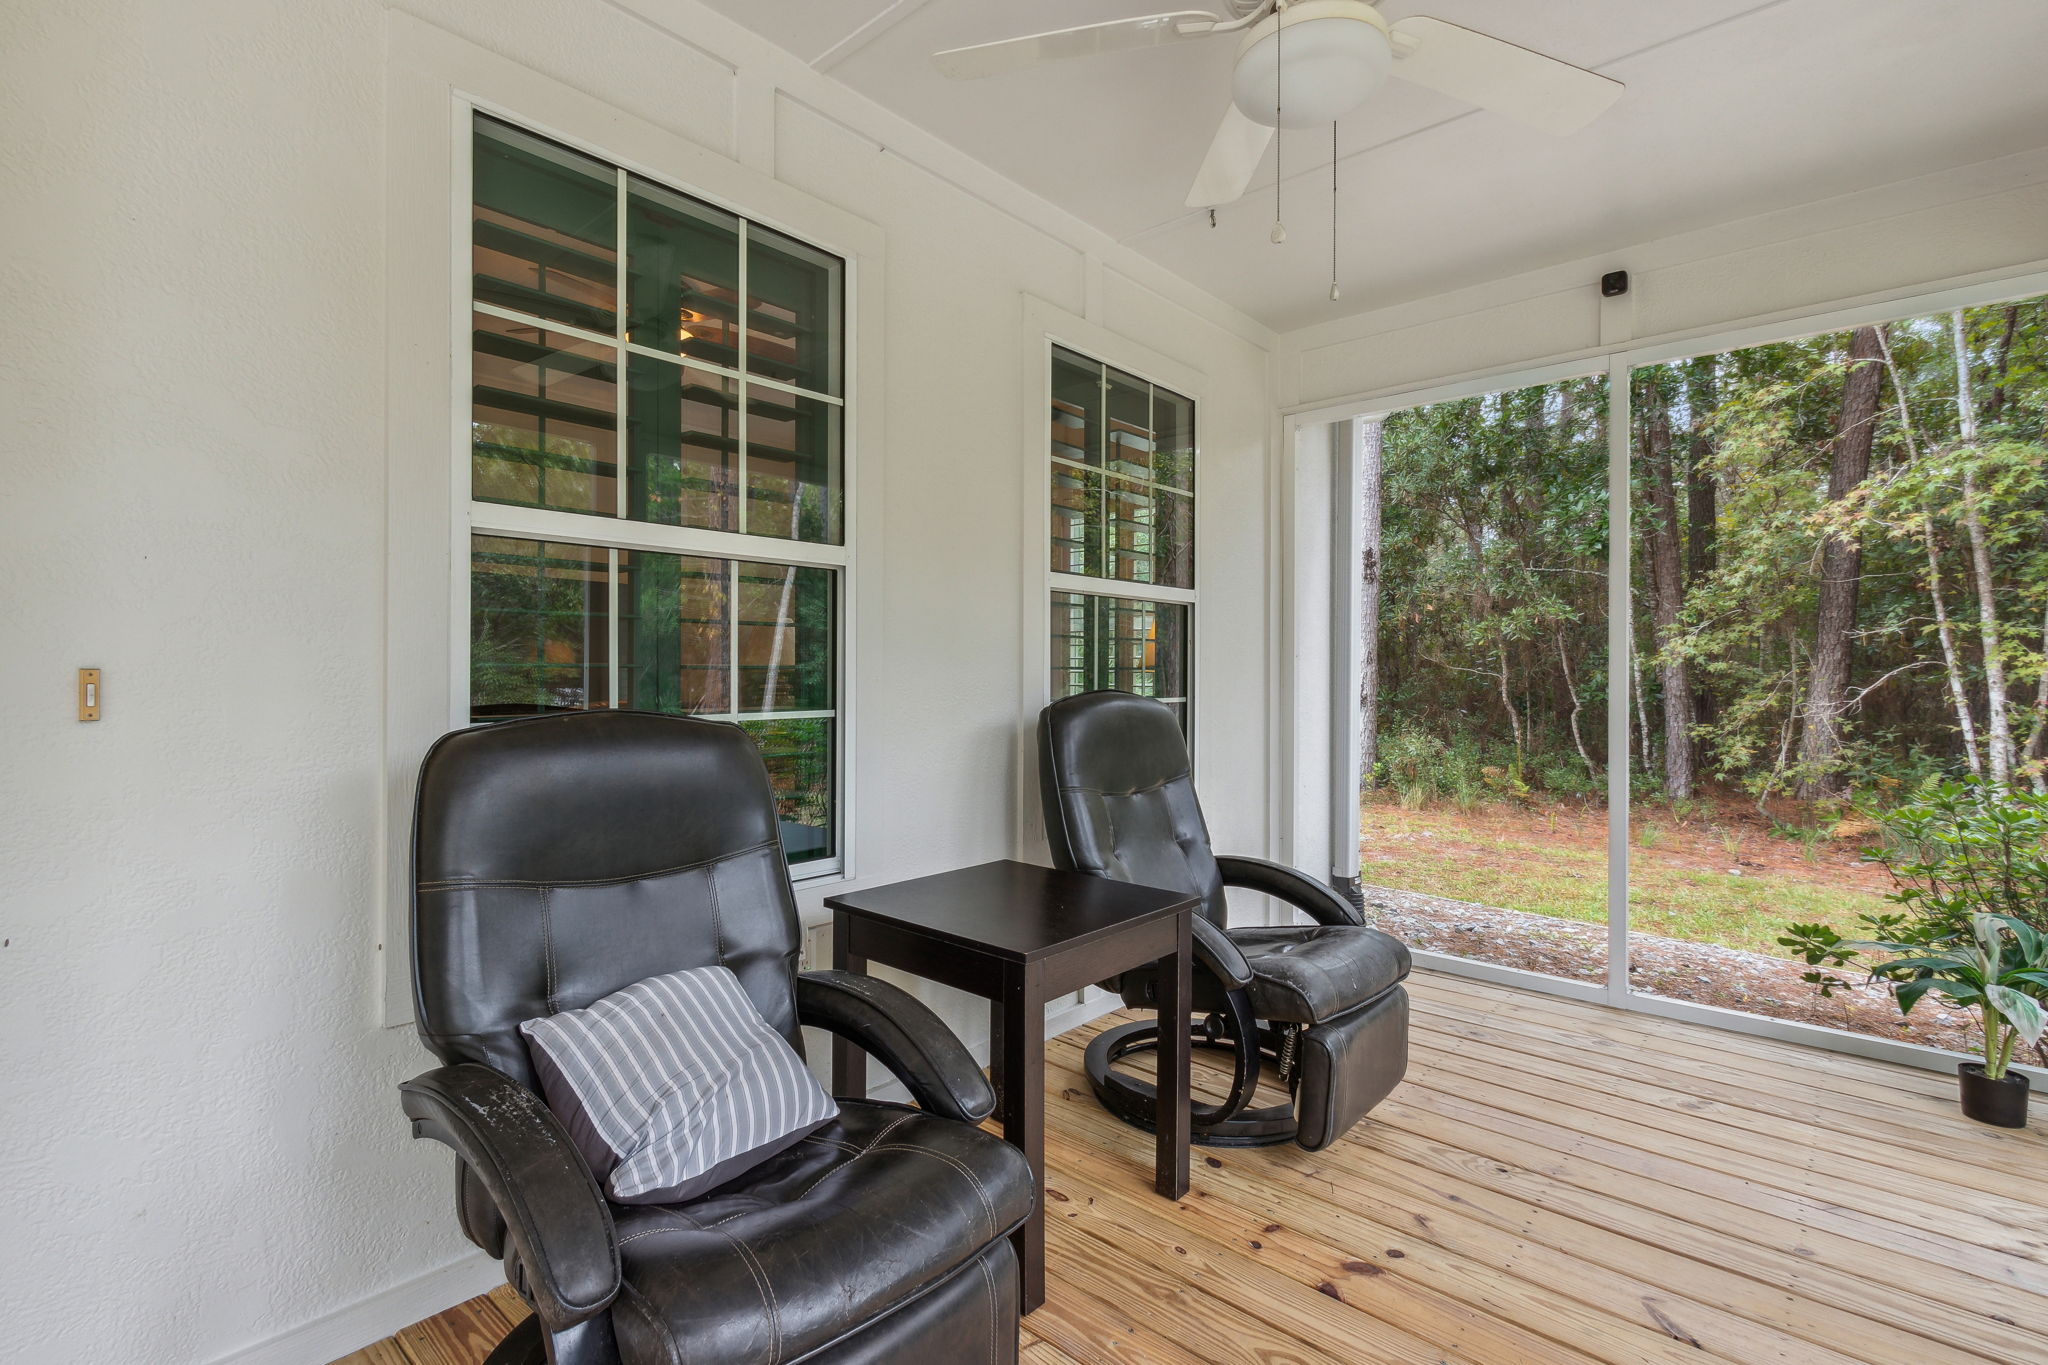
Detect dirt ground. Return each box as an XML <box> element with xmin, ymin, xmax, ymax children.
<box><xmin>1358</xmin><ymin>794</ymin><xmax>1985</xmax><ymax>1057</ymax></box>
<box><xmin>1364</xmin><ymin>884</ymin><xmax>1984</xmax><ymax>1056</ymax></box>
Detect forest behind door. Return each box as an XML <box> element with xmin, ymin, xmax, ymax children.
<box><xmin>1357</xmin><ymin>293</ymin><xmax>2047</xmax><ymax>1048</ymax></box>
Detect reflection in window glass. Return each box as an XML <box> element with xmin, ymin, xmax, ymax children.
<box><xmin>626</xmin><ymin>355</ymin><xmax>739</xmax><ymax>531</ymax></box>
<box><xmin>1051</xmin><ymin>592</ymin><xmax>1189</xmax><ymax>733</ymax></box>
<box><xmin>620</xmin><ymin>551</ymin><xmax>729</xmax><ymax>715</ymax></box>
<box><xmin>1049</xmin><ymin>347</ymin><xmax>1193</xmax><ymax>590</ymax></box>
<box><xmin>747</xmin><ymin>224</ymin><xmax>843</xmax><ymax>396</ymax></box>
<box><xmin>625</xmin><ymin>177</ymin><xmax>741</xmax><ymax>361</ymax></box>
<box><xmin>472</xmin><ymin>312</ymin><xmax>618</xmax><ymax>515</ymax></box>
<box><xmin>473</xmin><ymin>118</ymin><xmax>617</xmax><ymax>333</ymax></box>
<box><xmin>469</xmin><ymin>114</ymin><xmax>847</xmax><ymax>871</ymax></box>
<box><xmin>745</xmin><ymin>391</ymin><xmax>841</xmax><ymax>543</ymax></box>
<box><xmin>737</xmin><ymin>563</ymin><xmax>834</xmax><ymax>713</ymax></box>
<box><xmin>1051</xmin><ymin>464</ymin><xmax>1101</xmax><ymax>576</ymax></box>
<box><xmin>470</xmin><ymin>538</ymin><xmax>611</xmax><ymax>715</ymax></box>
<box><xmin>743</xmin><ymin>718</ymin><xmax>834</xmax><ymax>865</ymax></box>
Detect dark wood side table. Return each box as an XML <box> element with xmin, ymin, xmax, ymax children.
<box><xmin>824</xmin><ymin>859</ymin><xmax>1194</xmax><ymax>1314</ymax></box>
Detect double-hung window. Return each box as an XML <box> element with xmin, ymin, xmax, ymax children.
<box><xmin>1047</xmin><ymin>345</ymin><xmax>1195</xmax><ymax>731</ymax></box>
<box><xmin>465</xmin><ymin>115</ymin><xmax>846</xmax><ymax>871</ymax></box>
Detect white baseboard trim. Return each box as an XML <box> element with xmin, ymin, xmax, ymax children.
<box><xmin>215</xmin><ymin>993</ymin><xmax>1125</xmax><ymax>1365</ymax></box>
<box><xmin>206</xmin><ymin>1250</ymin><xmax>501</xmax><ymax>1365</ymax></box>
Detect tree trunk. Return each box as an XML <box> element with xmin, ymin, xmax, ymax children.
<box><xmin>1797</xmin><ymin>325</ymin><xmax>1884</xmax><ymax>798</ymax></box>
<box><xmin>1558</xmin><ymin>632</ymin><xmax>1596</xmax><ymax>781</ymax></box>
<box><xmin>1357</xmin><ymin>418</ymin><xmax>1386</xmax><ymax>788</ymax></box>
<box><xmin>1496</xmin><ymin>636</ymin><xmax>1524</xmax><ymax>767</ymax></box>
<box><xmin>1875</xmin><ymin>326</ymin><xmax>1982</xmax><ymax>774</ymax></box>
<box><xmin>1639</xmin><ymin>373</ymin><xmax>1697</xmax><ymax>800</ymax></box>
<box><xmin>2023</xmin><ymin>601</ymin><xmax>2048</xmax><ymax>794</ymax></box>
<box><xmin>1953</xmin><ymin>310</ymin><xmax>2015</xmax><ymax>784</ymax></box>
<box><xmin>1630</xmin><ymin>616</ymin><xmax>1653</xmax><ymax>774</ymax></box>
<box><xmin>1683</xmin><ymin>358</ymin><xmax>1720</xmax><ymax>733</ymax></box>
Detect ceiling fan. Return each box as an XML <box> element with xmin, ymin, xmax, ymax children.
<box><xmin>933</xmin><ymin>1</ymin><xmax>1624</xmax><ymax>210</ymax></box>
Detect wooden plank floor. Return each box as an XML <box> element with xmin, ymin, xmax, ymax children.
<box><xmin>341</xmin><ymin>972</ymin><xmax>2048</xmax><ymax>1365</ymax></box>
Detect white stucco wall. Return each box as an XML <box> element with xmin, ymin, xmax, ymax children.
<box><xmin>0</xmin><ymin>3</ymin><xmax>1276</xmax><ymax>1361</ymax></box>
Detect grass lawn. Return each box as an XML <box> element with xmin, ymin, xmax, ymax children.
<box><xmin>1360</xmin><ymin>796</ymin><xmax>1893</xmax><ymax>955</ymax></box>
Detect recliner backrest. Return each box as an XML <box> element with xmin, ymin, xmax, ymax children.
<box><xmin>1037</xmin><ymin>691</ymin><xmax>1226</xmax><ymax>927</ymax></box>
<box><xmin>411</xmin><ymin>710</ymin><xmax>802</xmax><ymax>1092</ymax></box>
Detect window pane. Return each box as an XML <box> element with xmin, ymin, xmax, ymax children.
<box><xmin>619</xmin><ymin>551</ymin><xmax>729</xmax><ymax>715</ymax></box>
<box><xmin>1156</xmin><ymin>489</ymin><xmax>1193</xmax><ymax>589</ymax></box>
<box><xmin>471</xmin><ymin>312</ymin><xmax>617</xmax><ymax>515</ymax></box>
<box><xmin>1051</xmin><ymin>348</ymin><xmax>1103</xmax><ymax>467</ymax></box>
<box><xmin>742</xmin><ymin>718</ymin><xmax>834</xmax><ymax>865</ymax></box>
<box><xmin>1154</xmin><ymin>388</ymin><xmax>1195</xmax><ymax>493</ymax></box>
<box><xmin>1359</xmin><ymin>381</ymin><xmax>1608</xmax><ymax>987</ymax></box>
<box><xmin>1105</xmin><ymin>367</ymin><xmax>1154</xmax><ymax>481</ymax></box>
<box><xmin>470</xmin><ymin>537</ymin><xmax>611</xmax><ymax>717</ymax></box>
<box><xmin>747</xmin><ymin>224</ymin><xmax>843</xmax><ymax>395</ymax></box>
<box><xmin>1049</xmin><ymin>592</ymin><xmax>1189</xmax><ymax>725</ymax></box>
<box><xmin>1052</xmin><ymin>464</ymin><xmax>1101</xmax><ymax>576</ymax></box>
<box><xmin>737</xmin><ymin>563</ymin><xmax>834</xmax><ymax>712</ymax></box>
<box><xmin>472</xmin><ymin>118</ymin><xmax>617</xmax><ymax>334</ymax></box>
<box><xmin>624</xmin><ymin>176</ymin><xmax>741</xmax><ymax>363</ymax></box>
<box><xmin>746</xmin><ymin>391</ymin><xmax>842</xmax><ymax>544</ymax></box>
<box><xmin>1620</xmin><ymin>296</ymin><xmax>2048</xmax><ymax>1053</ymax></box>
<box><xmin>626</xmin><ymin>354</ymin><xmax>739</xmax><ymax>530</ymax></box>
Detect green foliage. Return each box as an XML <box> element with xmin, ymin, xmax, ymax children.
<box><xmin>1864</xmin><ymin>780</ymin><xmax>2048</xmax><ymax>935</ymax></box>
<box><xmin>1371</xmin><ymin>296</ymin><xmax>2048</xmax><ymax>806</ymax></box>
<box><xmin>1780</xmin><ymin>780</ymin><xmax>2048</xmax><ymax>1071</ymax></box>
<box><xmin>1781</xmin><ymin>912</ymin><xmax>2048</xmax><ymax>1078</ymax></box>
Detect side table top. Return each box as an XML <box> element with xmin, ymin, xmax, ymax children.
<box><xmin>824</xmin><ymin>859</ymin><xmax>1197</xmax><ymax>963</ymax></box>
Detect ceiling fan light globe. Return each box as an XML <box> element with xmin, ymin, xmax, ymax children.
<box><xmin>1230</xmin><ymin>3</ymin><xmax>1392</xmax><ymax>129</ymax></box>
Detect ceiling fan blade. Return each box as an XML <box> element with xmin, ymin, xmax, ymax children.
<box><xmin>933</xmin><ymin>11</ymin><xmax>1224</xmax><ymax>80</ymax></box>
<box><xmin>1185</xmin><ymin>102</ymin><xmax>1275</xmax><ymax>208</ymax></box>
<box><xmin>1389</xmin><ymin>16</ymin><xmax>1623</xmax><ymax>135</ymax></box>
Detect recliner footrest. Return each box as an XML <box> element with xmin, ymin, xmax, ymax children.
<box><xmin>1293</xmin><ymin>986</ymin><xmax>1408</xmax><ymax>1151</ymax></box>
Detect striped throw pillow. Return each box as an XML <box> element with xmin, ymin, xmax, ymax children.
<box><xmin>519</xmin><ymin>966</ymin><xmax>838</xmax><ymax>1205</ymax></box>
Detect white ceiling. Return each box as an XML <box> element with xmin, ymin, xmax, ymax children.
<box><xmin>700</xmin><ymin>1</ymin><xmax>2048</xmax><ymax>331</ymax></box>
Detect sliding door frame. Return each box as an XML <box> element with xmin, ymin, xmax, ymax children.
<box><xmin>1299</xmin><ymin>264</ymin><xmax>2048</xmax><ymax>1078</ymax></box>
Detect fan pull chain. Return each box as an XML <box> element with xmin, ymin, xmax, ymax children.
<box><xmin>1270</xmin><ymin>2</ymin><xmax>1286</xmax><ymax>244</ymax></box>
<box><xmin>1329</xmin><ymin>121</ymin><xmax>1340</xmax><ymax>301</ymax></box>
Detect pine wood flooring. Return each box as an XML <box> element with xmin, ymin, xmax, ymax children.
<box><xmin>338</xmin><ymin>971</ymin><xmax>2048</xmax><ymax>1365</ymax></box>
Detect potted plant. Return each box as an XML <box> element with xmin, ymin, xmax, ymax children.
<box><xmin>1780</xmin><ymin>780</ymin><xmax>2048</xmax><ymax>1127</ymax></box>
<box><xmin>1784</xmin><ymin>913</ymin><xmax>2045</xmax><ymax>1125</ymax></box>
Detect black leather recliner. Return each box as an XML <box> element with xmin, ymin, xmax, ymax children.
<box><xmin>402</xmin><ymin>710</ymin><xmax>1034</xmax><ymax>1364</ymax></box>
<box><xmin>1038</xmin><ymin>691</ymin><xmax>1410</xmax><ymax>1149</ymax></box>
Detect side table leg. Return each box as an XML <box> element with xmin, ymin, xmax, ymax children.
<box><xmin>1155</xmin><ymin>916</ymin><xmax>1191</xmax><ymax>1200</ymax></box>
<box><xmin>987</xmin><ymin>998</ymin><xmax>1005</xmax><ymax>1109</ymax></box>
<box><xmin>999</xmin><ymin>962</ymin><xmax>1045</xmax><ymax>1313</ymax></box>
<box><xmin>830</xmin><ymin>910</ymin><xmax>867</xmax><ymax>1100</ymax></box>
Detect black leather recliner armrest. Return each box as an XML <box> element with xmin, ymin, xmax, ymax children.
<box><xmin>1189</xmin><ymin>915</ymin><xmax>1255</xmax><ymax>991</ymax></box>
<box><xmin>400</xmin><ymin>1064</ymin><xmax>620</xmax><ymax>1333</ymax></box>
<box><xmin>1216</xmin><ymin>855</ymin><xmax>1366</xmax><ymax>929</ymax></box>
<box><xmin>797</xmin><ymin>970</ymin><xmax>996</xmax><ymax>1123</ymax></box>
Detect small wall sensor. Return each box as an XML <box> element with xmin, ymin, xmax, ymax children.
<box><xmin>1601</xmin><ymin>270</ymin><xmax>1630</xmax><ymax>298</ymax></box>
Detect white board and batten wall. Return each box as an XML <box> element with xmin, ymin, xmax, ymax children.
<box><xmin>1</xmin><ymin>2</ymin><xmax>1278</xmax><ymax>1361</ymax></box>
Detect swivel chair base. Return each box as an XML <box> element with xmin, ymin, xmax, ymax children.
<box><xmin>482</xmin><ymin>1317</ymin><xmax>543</xmax><ymax>1365</ymax></box>
<box><xmin>1084</xmin><ymin>1019</ymin><xmax>1298</xmax><ymax>1148</ymax></box>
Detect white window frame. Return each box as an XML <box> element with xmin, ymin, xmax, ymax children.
<box><xmin>1293</xmin><ymin>263</ymin><xmax>2048</xmax><ymax>1080</ymax></box>
<box><xmin>382</xmin><ymin>17</ymin><xmax>884</xmax><ymax>1026</ymax></box>
<box><xmin>1015</xmin><ymin>298</ymin><xmax>1209</xmax><ymax>858</ymax></box>
<box><xmin>460</xmin><ymin>116</ymin><xmax>849</xmax><ymax>877</ymax></box>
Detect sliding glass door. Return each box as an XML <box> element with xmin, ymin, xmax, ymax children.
<box><xmin>1350</xmin><ymin>285</ymin><xmax>2048</xmax><ymax>1053</ymax></box>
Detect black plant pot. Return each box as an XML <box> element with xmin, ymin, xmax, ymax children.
<box><xmin>1958</xmin><ymin>1062</ymin><xmax>2030</xmax><ymax>1128</ymax></box>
